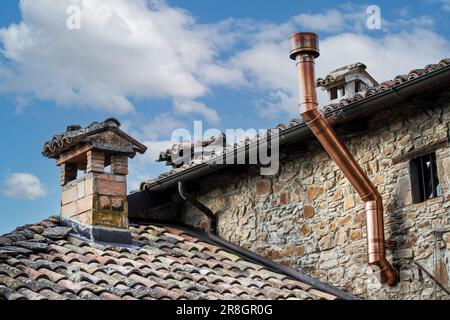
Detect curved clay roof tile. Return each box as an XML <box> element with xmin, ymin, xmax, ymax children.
<box><xmin>407</xmin><ymin>69</ymin><xmax>424</xmax><ymax>80</ymax></box>
<box><xmin>424</xmin><ymin>64</ymin><xmax>439</xmax><ymax>74</ymax></box>
<box><xmin>339</xmin><ymin>99</ymin><xmax>350</xmax><ymax>107</ymax></box>
<box><xmin>393</xmin><ymin>75</ymin><xmax>408</xmax><ymax>86</ymax></box>
<box><xmin>323</xmin><ymin>103</ymin><xmax>340</xmax><ymax>114</ymax></box>
<box><xmin>366</xmin><ymin>87</ymin><xmax>379</xmax><ymax>96</ymax></box>
<box><xmin>379</xmin><ymin>81</ymin><xmax>395</xmax><ymax>91</ymax></box>
<box><xmin>316</xmin><ymin>78</ymin><xmax>326</xmax><ymax>87</ymax></box>
<box><xmin>439</xmin><ymin>58</ymin><xmax>450</xmax><ymax>67</ymax></box>
<box><xmin>289</xmin><ymin>119</ymin><xmax>302</xmax><ymax>127</ymax></box>
<box><xmin>351</xmin><ymin>92</ymin><xmax>365</xmax><ymax>102</ymax></box>
<box><xmin>325</xmin><ymin>75</ymin><xmax>334</xmax><ymax>84</ymax></box>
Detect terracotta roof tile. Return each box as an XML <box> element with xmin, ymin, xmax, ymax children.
<box><xmin>42</xmin><ymin>118</ymin><xmax>146</xmax><ymax>159</ymax></box>
<box><xmin>31</xmin><ymin>277</ymin><xmax>73</xmax><ymax>294</ymax></box>
<box><xmin>38</xmin><ymin>289</ymin><xmax>67</xmax><ymax>300</ymax></box>
<box><xmin>216</xmin><ymin>250</ymin><xmax>242</xmax><ymax>262</ymax></box>
<box><xmin>16</xmin><ymin>266</ymin><xmax>48</xmax><ymax>281</ymax></box>
<box><xmin>78</xmin><ymin>290</ymin><xmax>102</xmax><ymax>300</ymax></box>
<box><xmin>35</xmin><ymin>268</ymin><xmax>67</xmax><ymax>283</ymax></box>
<box><xmin>17</xmin><ymin>287</ymin><xmax>48</xmax><ymax>300</ymax></box>
<box><xmin>0</xmin><ymin>275</ymin><xmax>29</xmax><ymax>291</ymax></box>
<box><xmin>308</xmin><ymin>289</ymin><xmax>339</xmax><ymax>300</ymax></box>
<box><xmin>0</xmin><ymin>285</ymin><xmax>26</xmax><ymax>300</ymax></box>
<box><xmin>97</xmin><ymin>291</ymin><xmax>119</xmax><ymax>300</ymax></box>
<box><xmin>0</xmin><ymin>216</ymin><xmax>350</xmax><ymax>300</ymax></box>
<box><xmin>0</xmin><ymin>264</ymin><xmax>27</xmax><ymax>278</ymax></box>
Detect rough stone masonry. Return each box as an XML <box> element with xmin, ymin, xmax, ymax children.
<box><xmin>176</xmin><ymin>91</ymin><xmax>450</xmax><ymax>300</ymax></box>
<box><xmin>43</xmin><ymin>118</ymin><xmax>146</xmax><ymax>244</ymax></box>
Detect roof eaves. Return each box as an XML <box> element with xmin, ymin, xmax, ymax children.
<box><xmin>141</xmin><ymin>59</ymin><xmax>450</xmax><ymax>190</ymax></box>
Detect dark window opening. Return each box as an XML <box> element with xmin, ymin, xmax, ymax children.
<box><xmin>330</xmin><ymin>87</ymin><xmax>338</xmax><ymax>100</ymax></box>
<box><xmin>330</xmin><ymin>85</ymin><xmax>346</xmax><ymax>100</ymax></box>
<box><xmin>410</xmin><ymin>153</ymin><xmax>442</xmax><ymax>203</ymax></box>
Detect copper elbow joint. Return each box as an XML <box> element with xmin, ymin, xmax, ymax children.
<box><xmin>370</xmin><ymin>258</ymin><xmax>400</xmax><ymax>286</ymax></box>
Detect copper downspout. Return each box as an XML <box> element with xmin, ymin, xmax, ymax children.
<box><xmin>289</xmin><ymin>32</ymin><xmax>399</xmax><ymax>286</ymax></box>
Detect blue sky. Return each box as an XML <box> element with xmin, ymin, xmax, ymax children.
<box><xmin>0</xmin><ymin>0</ymin><xmax>449</xmax><ymax>235</ymax></box>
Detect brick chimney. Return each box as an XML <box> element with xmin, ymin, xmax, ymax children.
<box><xmin>316</xmin><ymin>63</ymin><xmax>378</xmax><ymax>103</ymax></box>
<box><xmin>43</xmin><ymin>118</ymin><xmax>147</xmax><ymax>244</ymax></box>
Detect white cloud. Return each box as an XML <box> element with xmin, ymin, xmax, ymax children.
<box><xmin>128</xmin><ymin>139</ymin><xmax>173</xmax><ymax>190</ymax></box>
<box><xmin>224</xmin><ymin>27</ymin><xmax>450</xmax><ymax>117</ymax></box>
<box><xmin>0</xmin><ymin>0</ymin><xmax>448</xmax><ymax>122</ymax></box>
<box><xmin>173</xmin><ymin>99</ymin><xmax>220</xmax><ymax>124</ymax></box>
<box><xmin>442</xmin><ymin>0</ymin><xmax>450</xmax><ymax>11</ymax></box>
<box><xmin>292</xmin><ymin>10</ymin><xmax>346</xmax><ymax>32</ymax></box>
<box><xmin>14</xmin><ymin>96</ymin><xmax>31</xmax><ymax>114</ymax></box>
<box><xmin>392</xmin><ymin>15</ymin><xmax>434</xmax><ymax>29</ymax></box>
<box><xmin>1</xmin><ymin>172</ymin><xmax>47</xmax><ymax>200</ymax></box>
<box><xmin>0</xmin><ymin>0</ymin><xmax>234</xmax><ymax>114</ymax></box>
<box><xmin>318</xmin><ymin>30</ymin><xmax>449</xmax><ymax>81</ymax></box>
<box><xmin>256</xmin><ymin>90</ymin><xmax>298</xmax><ymax>119</ymax></box>
<box><xmin>141</xmin><ymin>113</ymin><xmax>186</xmax><ymax>140</ymax></box>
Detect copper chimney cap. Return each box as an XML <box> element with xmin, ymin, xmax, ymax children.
<box><xmin>289</xmin><ymin>32</ymin><xmax>320</xmax><ymax>60</ymax></box>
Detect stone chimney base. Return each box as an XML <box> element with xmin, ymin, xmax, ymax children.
<box><xmin>60</xmin><ymin>172</ymin><xmax>131</xmax><ymax>244</ymax></box>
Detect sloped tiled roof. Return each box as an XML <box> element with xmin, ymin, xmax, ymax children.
<box><xmin>42</xmin><ymin>118</ymin><xmax>147</xmax><ymax>159</ymax></box>
<box><xmin>0</xmin><ymin>217</ymin><xmax>344</xmax><ymax>300</ymax></box>
<box><xmin>141</xmin><ymin>58</ymin><xmax>450</xmax><ymax>189</ymax></box>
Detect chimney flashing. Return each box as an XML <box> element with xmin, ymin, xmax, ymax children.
<box><xmin>61</xmin><ymin>218</ymin><xmax>132</xmax><ymax>245</ymax></box>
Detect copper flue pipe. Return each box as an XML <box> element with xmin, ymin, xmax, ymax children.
<box><xmin>289</xmin><ymin>32</ymin><xmax>399</xmax><ymax>286</ymax></box>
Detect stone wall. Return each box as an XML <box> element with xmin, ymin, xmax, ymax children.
<box><xmin>179</xmin><ymin>92</ymin><xmax>450</xmax><ymax>300</ymax></box>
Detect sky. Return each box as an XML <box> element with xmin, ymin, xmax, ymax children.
<box><xmin>0</xmin><ymin>0</ymin><xmax>449</xmax><ymax>235</ymax></box>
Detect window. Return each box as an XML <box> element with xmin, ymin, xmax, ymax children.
<box><xmin>330</xmin><ymin>87</ymin><xmax>338</xmax><ymax>100</ymax></box>
<box><xmin>410</xmin><ymin>153</ymin><xmax>442</xmax><ymax>203</ymax></box>
<box><xmin>330</xmin><ymin>85</ymin><xmax>346</xmax><ymax>100</ymax></box>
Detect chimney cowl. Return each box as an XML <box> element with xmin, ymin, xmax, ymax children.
<box><xmin>289</xmin><ymin>32</ymin><xmax>320</xmax><ymax>60</ymax></box>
